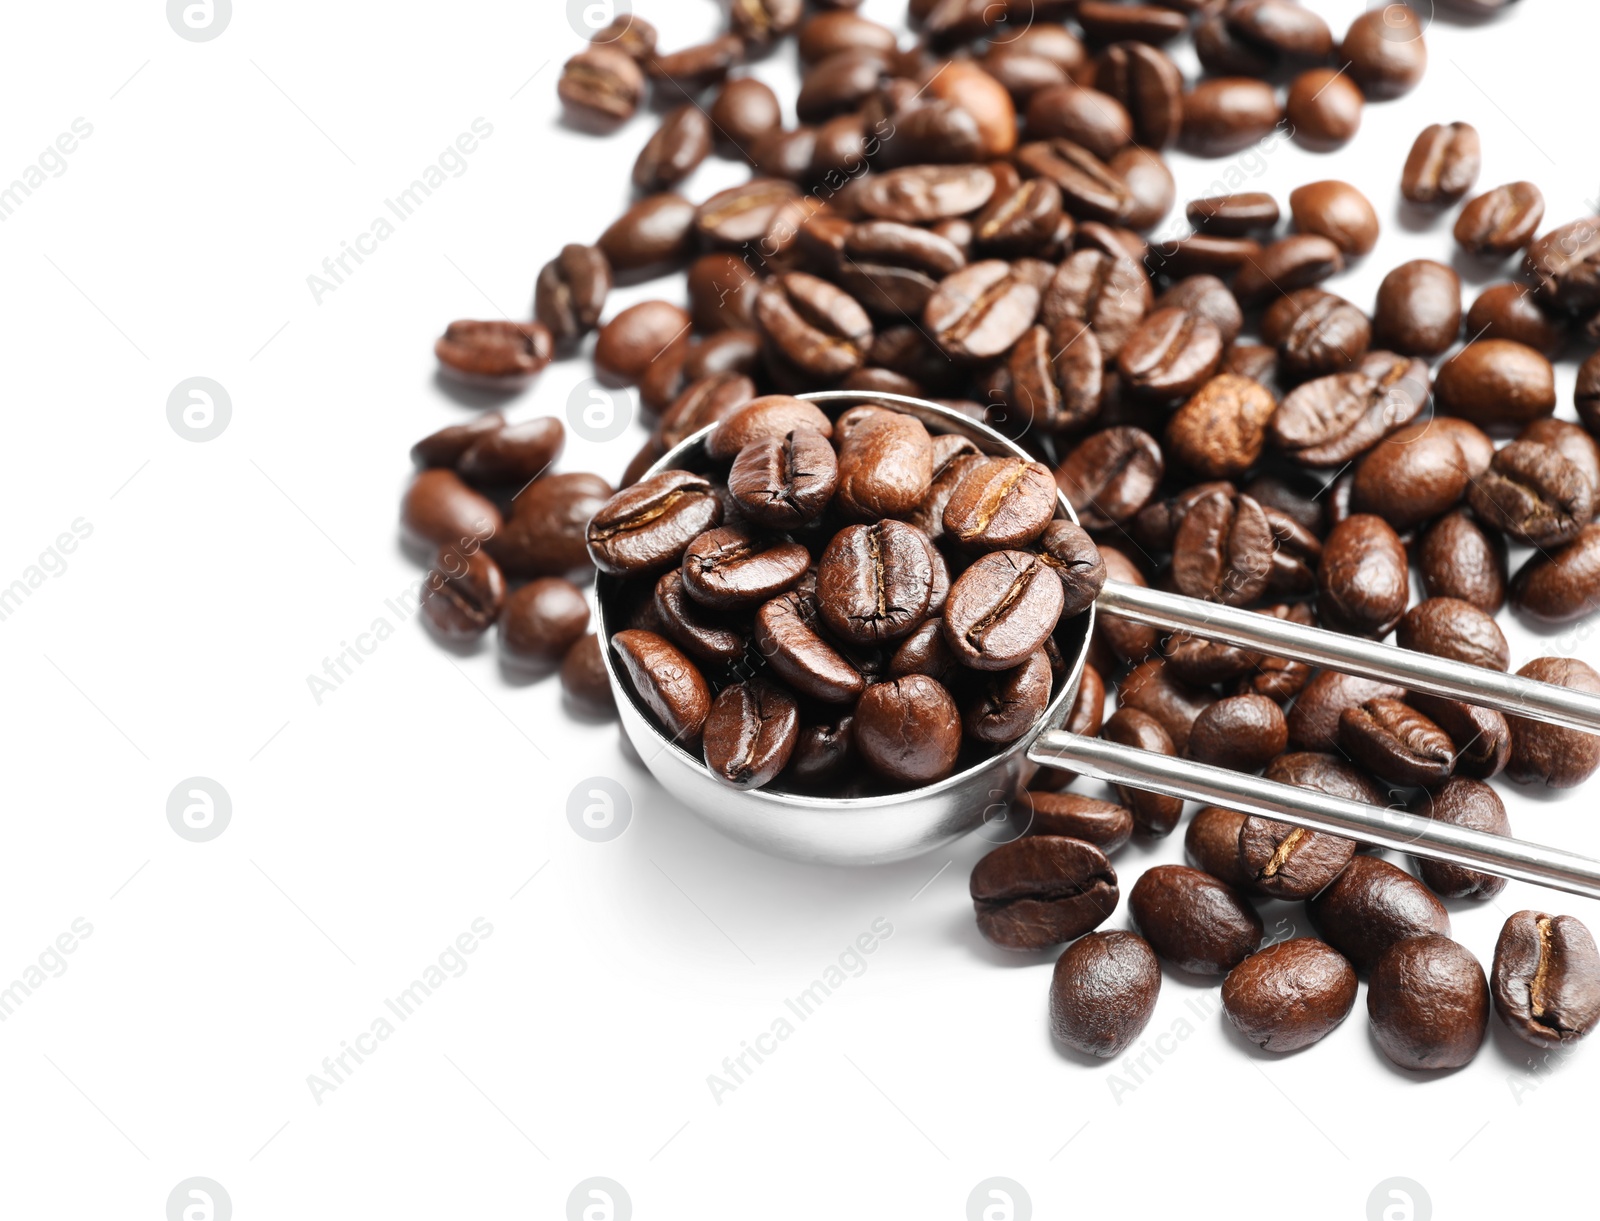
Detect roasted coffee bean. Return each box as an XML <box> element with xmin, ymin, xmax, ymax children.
<box><xmin>589</xmin><ymin>14</ymin><xmax>656</xmax><ymax>60</ymax></box>
<box><xmin>942</xmin><ymin>457</ymin><xmax>1057</xmax><ymax>549</ymax></box>
<box><xmin>1095</xmin><ymin>41</ymin><xmax>1183</xmax><ymax>149</ymax></box>
<box><xmin>708</xmin><ymin>77</ymin><xmax>782</xmax><ymax>153</ymax></box>
<box><xmin>965</xmin><ymin>649</ymin><xmax>1052</xmax><ymax>743</ymax></box>
<box><xmin>707</xmin><ymin>396</ymin><xmax>832</xmax><ymax>463</ymax></box>
<box><xmin>1171</xmin><ymin>487</ymin><xmax>1274</xmax><ymax>606</ymax></box>
<box><xmin>1262</xmin><ymin>288</ymin><xmax>1370</xmax><ymax>380</ymax></box>
<box><xmin>1512</xmin><ymin>524</ymin><xmax>1600</xmax><ymax>624</ymax></box>
<box><xmin>435</xmin><ymin>320</ymin><xmax>553</xmax><ymax>382</ymax></box>
<box><xmin>1401</xmin><ymin>122</ymin><xmax>1480</xmax><ymax>205</ymax></box>
<box><xmin>888</xmin><ymin>617</ymin><xmax>963</xmax><ymax>686</ymax></box>
<box><xmin>1008</xmin><ymin>323</ymin><xmax>1103</xmax><ymax>436</ymax></box>
<box><xmin>1456</xmin><ymin>182</ymin><xmax>1545</xmax><ymax>258</ymax></box>
<box><xmin>656</xmin><ymin>374</ymin><xmax>754</xmax><ymax>453</ymax></box>
<box><xmin>944</xmin><ymin>550</ymin><xmax>1066</xmax><ymax>670</ymax></box>
<box><xmin>799</xmin><ymin>11</ymin><xmax>897</xmax><ymax>62</ymax></box>
<box><xmin>1187</xmin><ymin>695</ymin><xmax>1287</xmax><ymax>773</ymax></box>
<box><xmin>1409</xmin><ymin>693</ymin><xmax>1511</xmax><ymax>781</ymax></box>
<box><xmin>816</xmin><ymin>520</ymin><xmax>936</xmax><ymax>647</ymax></box>
<box><xmin>1526</xmin><ymin>218</ymin><xmax>1600</xmax><ymax>314</ymax></box>
<box><xmin>587</xmin><ymin>470</ymin><xmax>721</xmax><ymax>577</ymax></box>
<box><xmin>1341</xmin><ymin>5</ymin><xmax>1427</xmax><ymax>99</ymax></box>
<box><xmin>1339</xmin><ymin>698</ymin><xmax>1455</xmax><ymax>787</ymax></box>
<box><xmin>1162</xmin><ymin>374</ymin><xmax>1275</xmax><ymax>481</ymax></box>
<box><xmin>1372</xmin><ymin>259</ymin><xmax>1462</xmax><ymax>358</ymax></box>
<box><xmin>834</xmin><ymin>406</ymin><xmax>935</xmax><ymax>518</ymax></box>
<box><xmin>633</xmin><ymin>105</ymin><xmax>712</xmax><ymax>191</ymax></box>
<box><xmin>611</xmin><ymin>629</ymin><xmax>713</xmax><ymax>745</ymax></box>
<box><xmin>1410</xmin><ymin>778</ymin><xmax>1511</xmax><ymax>900</ymax></box>
<box><xmin>1050</xmin><ymin>931</ymin><xmax>1160</xmax><ymax>1057</ymax></box>
<box><xmin>857</xmin><ymin>164</ymin><xmax>996</xmax><ymax>224</ymax></box>
<box><xmin>597</xmin><ymin>194</ymin><xmax>697</xmax><ymax>273</ymax></box>
<box><xmin>1288</xmin><ymin>672</ymin><xmax>1407</xmax><ymax>753</ymax></box>
<box><xmin>784</xmin><ymin>713</ymin><xmax>856</xmax><ymax>788</ymax></box>
<box><xmin>1158</xmin><ymin>234</ymin><xmax>1262</xmax><ymax>280</ymax></box>
<box><xmin>500</xmin><ymin>577</ymin><xmax>589</xmax><ymax>664</ymax></box>
<box><xmin>1223</xmin><ymin>939</ymin><xmax>1358</xmax><ymax>1052</ymax></box>
<box><xmin>797</xmin><ymin>47</ymin><xmax>887</xmax><ymax>121</ymax></box>
<box><xmin>687</xmin><ymin>253</ymin><xmax>760</xmax><ymax>334</ymax></box>
<box><xmin>1037</xmin><ymin>520</ymin><xmax>1106</xmax><ymax>617</ymax></box>
<box><xmin>853</xmin><ymin>673</ymin><xmax>963</xmax><ymax>783</ymax></box>
<box><xmin>1507</xmin><ymin>657</ymin><xmax>1600</xmax><ymax>788</ymax></box>
<box><xmin>490</xmin><ymin>472</ymin><xmax>611</xmax><ymax>578</ymax></box>
<box><xmin>456</xmin><ymin>417</ymin><xmax>565</xmax><ymax>487</ymax></box>
<box><xmin>1239</xmin><ymin>813</ymin><xmax>1356</xmax><ymax>901</ymax></box>
<box><xmin>1225</xmin><ymin>0</ymin><xmax>1333</xmax><ymax>60</ymax></box>
<box><xmin>1467</xmin><ymin>440</ymin><xmax>1593</xmax><ymax>548</ymax></box>
<box><xmin>1287</xmin><ymin>68</ymin><xmax>1363</xmax><ymax>150</ymax></box>
<box><xmin>1015</xmin><ymin>139</ymin><xmax>1133</xmax><ymax>225</ymax></box>
<box><xmin>727</xmin><ymin>428</ymin><xmax>838</xmax><ymax>529</ymax></box>
<box><xmin>1231</xmin><ymin>235</ymin><xmax>1345</xmax><ymax>307</ymax></box>
<box><xmin>560</xmin><ymin>633</ymin><xmax>614</xmax><ymax>712</ymax></box>
<box><xmin>1155</xmin><ymin>276</ymin><xmax>1243</xmax><ymax>345</ymax></box>
<box><xmin>925</xmin><ymin>260</ymin><xmax>1041</xmax><ymax>361</ymax></box>
<box><xmin>1102</xmin><ymin>708</ymin><xmax>1184</xmax><ymax>837</ymax></box>
<box><xmin>730</xmin><ymin>0</ymin><xmax>802</xmax><ymax>45</ymax></box>
<box><xmin>1025</xmin><ymin>85</ymin><xmax>1132</xmax><ymax>162</ymax></box>
<box><xmin>1288</xmin><ymin>180</ymin><xmax>1378</xmax><ymax>257</ymax></box>
<box><xmin>839</xmin><ymin>220</ymin><xmax>966</xmax><ymax>316</ymax></box>
<box><xmin>697</xmin><ymin>180</ymin><xmax>803</xmax><ymax>251</ymax></box>
<box><xmin>972</xmin><ymin>176</ymin><xmax>1064</xmax><ymax>259</ymax></box>
<box><xmin>971</xmin><ymin>836</ymin><xmax>1119</xmax><ymax>951</ymax></box>
<box><xmin>1396</xmin><ymin>597</ymin><xmax>1510</xmax><ymax>671</ymax></box>
<box><xmin>1233</xmin><ymin>607</ymin><xmax>1318</xmax><ymax>701</ymax></box>
<box><xmin>1307</xmin><ymin>856</ymin><xmax>1450</xmax><ymax>975</ymax></box>
<box><xmin>1187</xmin><ymin>191</ymin><xmax>1278</xmax><ymax>236</ymax></box>
<box><xmin>1440</xmin><ymin>339</ymin><xmax>1548</xmax><ymax>428</ymax></box>
<box><xmin>756</xmin><ymin>588</ymin><xmax>866</xmax><ymax>703</ymax></box>
<box><xmin>1465</xmin><ymin>282</ymin><xmax>1567</xmax><ymax>357</ymax></box>
<box><xmin>1581</xmin><ymin>350</ymin><xmax>1600</xmax><ymax>434</ymax></box>
<box><xmin>1492</xmin><ymin>912</ymin><xmax>1600</xmax><ymax>1048</ymax></box>
<box><xmin>1076</xmin><ymin>0</ymin><xmax>1187</xmax><ymax>44</ymax></box>
<box><xmin>420</xmin><ymin>548</ymin><xmax>505</xmax><ymax>642</ymax></box>
<box><xmin>1130</xmin><ymin>864</ymin><xmax>1263</xmax><ymax>976</ymax></box>
<box><xmin>1418</xmin><ymin>510</ymin><xmax>1506</xmax><ymax>612</ymax></box>
<box><xmin>703</xmin><ymin>681</ymin><xmax>800</xmax><ymax>791</ymax></box>
<box><xmin>1054</xmin><ymin>427</ymin><xmax>1163</xmax><ymax>529</ymax></box>
<box><xmin>1521</xmin><ymin>418</ymin><xmax>1600</xmax><ymax>498</ymax></box>
<box><xmin>1184</xmin><ymin>807</ymin><xmax>1253</xmax><ymax>889</ymax></box>
<box><xmin>1269</xmin><ymin>351</ymin><xmax>1429</xmax><ymax>467</ymax></box>
<box><xmin>1015</xmin><ymin>793</ymin><xmax>1133</xmax><ymax>853</ymax></box>
<box><xmin>401</xmin><ymin>469</ymin><xmax>502</xmax><ymax>551</ymax></box>
<box><xmin>412</xmin><ymin>413</ymin><xmax>506</xmax><ymax>470</ymax></box>
<box><xmin>595</xmin><ymin>301</ymin><xmax>692</xmax><ymax>386</ymax></box>
<box><xmin>653</xmin><ymin>571</ymin><xmax>747</xmax><ymax>667</ymax></box>
<box><xmin>756</xmin><ymin>272</ymin><xmax>873</xmax><ymax>383</ymax></box>
<box><xmin>1180</xmin><ymin>77</ymin><xmax>1282</xmax><ymax>157</ymax></box>
<box><xmin>1369</xmin><ymin>935</ymin><xmax>1489</xmax><ymax>1070</ymax></box>
<box><xmin>1117</xmin><ymin>307</ymin><xmax>1223</xmax><ymax>401</ymax></box>
<box><xmin>906</xmin><ymin>436</ymin><xmax>983</xmax><ymax>542</ymax></box>
<box><xmin>534</xmin><ymin>245</ymin><xmax>611</xmax><ymax>347</ymax></box>
<box><xmin>983</xmin><ymin>48</ymin><xmax>1070</xmax><ymax>105</ymax></box>
<box><xmin>1317</xmin><ymin>514</ymin><xmax>1408</xmax><ymax>637</ymax></box>
<box><xmin>681</xmin><ymin>527</ymin><xmax>810</xmax><ymax>610</ymax></box>
<box><xmin>1349</xmin><ymin>420</ymin><xmax>1469</xmax><ymax>532</ymax></box>
<box><xmin>558</xmin><ymin>46</ymin><xmax>644</xmax><ymax>120</ymax></box>
<box><xmin>1041</xmin><ymin>249</ymin><xmax>1151</xmax><ymax>360</ymax></box>
<box><xmin>647</xmin><ymin>35</ymin><xmax>744</xmax><ymax>92</ymax></box>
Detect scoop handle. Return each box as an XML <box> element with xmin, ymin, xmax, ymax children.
<box><xmin>1028</xmin><ymin>731</ymin><xmax>1600</xmax><ymax>901</ymax></box>
<box><xmin>1095</xmin><ymin>579</ymin><xmax>1600</xmax><ymax>735</ymax></box>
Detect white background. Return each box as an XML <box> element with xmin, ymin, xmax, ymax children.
<box><xmin>0</xmin><ymin>1</ymin><xmax>1593</xmax><ymax>1218</ymax></box>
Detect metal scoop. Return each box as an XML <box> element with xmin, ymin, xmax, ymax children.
<box><xmin>593</xmin><ymin>392</ymin><xmax>1600</xmax><ymax>899</ymax></box>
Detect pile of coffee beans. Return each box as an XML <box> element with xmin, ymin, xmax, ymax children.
<box><xmin>401</xmin><ymin>0</ymin><xmax>1600</xmax><ymax>1075</ymax></box>
<box><xmin>589</xmin><ymin>398</ymin><xmax>1105</xmax><ymax>792</ymax></box>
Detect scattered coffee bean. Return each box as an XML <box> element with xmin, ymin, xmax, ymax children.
<box><xmin>1286</xmin><ymin>68</ymin><xmax>1363</xmax><ymax>150</ymax></box>
<box><xmin>1307</xmin><ymin>856</ymin><xmax>1451</xmax><ymax>974</ymax></box>
<box><xmin>1435</xmin><ymin>339</ymin><xmax>1556</xmax><ymax>428</ymax></box>
<box><xmin>501</xmin><ymin>577</ymin><xmax>589</xmax><ymax>663</ymax></box>
<box><xmin>1015</xmin><ymin>792</ymin><xmax>1133</xmax><ymax>853</ymax></box>
<box><xmin>1372</xmin><ymin>259</ymin><xmax>1461</xmax><ymax>357</ymax></box>
<box><xmin>1492</xmin><ymin>911</ymin><xmax>1600</xmax><ymax>1048</ymax></box>
<box><xmin>1466</xmin><ymin>440</ymin><xmax>1593</xmax><ymax>548</ymax></box>
<box><xmin>1401</xmin><ymin>122</ymin><xmax>1480</xmax><ymax>205</ymax></box>
<box><xmin>1417</xmin><ymin>510</ymin><xmax>1506</xmax><ymax>612</ymax></box>
<box><xmin>1187</xmin><ymin>694</ymin><xmax>1287</xmax><ymax>772</ymax></box>
<box><xmin>1129</xmin><ymin>864</ymin><xmax>1263</xmax><ymax>976</ymax></box>
<box><xmin>1339</xmin><ymin>697</ymin><xmax>1456</xmax><ymax>787</ymax></box>
<box><xmin>1050</xmin><ymin>931</ymin><xmax>1161</xmax><ymax>1057</ymax></box>
<box><xmin>1223</xmin><ymin>939</ymin><xmax>1359</xmax><ymax>1052</ymax></box>
<box><xmin>971</xmin><ymin>835</ymin><xmax>1119</xmax><ymax>950</ymax></box>
<box><xmin>1368</xmin><ymin>935</ymin><xmax>1489</xmax><ymax>1070</ymax></box>
<box><xmin>1506</xmin><ymin>656</ymin><xmax>1600</xmax><ymax>788</ymax></box>
<box><xmin>1412</xmin><ymin>778</ymin><xmax>1511</xmax><ymax>900</ymax></box>
<box><xmin>1455</xmin><ymin>182</ymin><xmax>1545</xmax><ymax>258</ymax></box>
<box><xmin>1317</xmin><ymin>514</ymin><xmax>1409</xmax><ymax>637</ymax></box>
<box><xmin>1103</xmin><ymin>707</ymin><xmax>1184</xmax><ymax>836</ymax></box>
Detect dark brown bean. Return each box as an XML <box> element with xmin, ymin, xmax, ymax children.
<box><xmin>611</xmin><ymin>629</ymin><xmax>712</xmax><ymax>745</ymax></box>
<box><xmin>434</xmin><ymin>320</ymin><xmax>553</xmax><ymax>382</ymax></box>
<box><xmin>1117</xmin><ymin>307</ymin><xmax>1223</xmax><ymax>401</ymax></box>
<box><xmin>1188</xmin><ymin>695</ymin><xmax>1287</xmax><ymax>772</ymax></box>
<box><xmin>594</xmin><ymin>301</ymin><xmax>692</xmax><ymax>385</ymax></box>
<box><xmin>964</xmin><ymin>649</ymin><xmax>1052</xmax><ymax>743</ymax></box>
<box><xmin>1286</xmin><ymin>68</ymin><xmax>1363</xmax><ymax>150</ymax></box>
<box><xmin>1054</xmin><ymin>426</ymin><xmax>1163</xmax><ymax>529</ymax></box>
<box><xmin>681</xmin><ymin>527</ymin><xmax>809</xmax><ymax>610</ymax></box>
<box><xmin>1015</xmin><ymin>139</ymin><xmax>1134</xmax><ymax>225</ymax></box>
<box><xmin>1037</xmin><ymin>519</ymin><xmax>1107</xmax><ymax>617</ymax></box>
<box><xmin>1492</xmin><ymin>911</ymin><xmax>1600</xmax><ymax>1048</ymax></box>
<box><xmin>834</xmin><ymin>405</ymin><xmax>935</xmax><ymax>518</ymax></box>
<box><xmin>1466</xmin><ymin>440</ymin><xmax>1594</xmax><ymax>548</ymax></box>
<box><xmin>535</xmin><ymin>245</ymin><xmax>611</xmax><ymax>347</ymax></box>
<box><xmin>1231</xmin><ymin>235</ymin><xmax>1344</xmax><ymax>306</ymax></box>
<box><xmin>420</xmin><ymin>548</ymin><xmax>505</xmax><ymax>642</ymax></box>
<box><xmin>598</xmin><ymin>194</ymin><xmax>697</xmax><ymax>273</ymax></box>
<box><xmin>401</xmin><ymin>469</ymin><xmax>502</xmax><ymax>551</ymax></box>
<box><xmin>1411</xmin><ymin>778</ymin><xmax>1511</xmax><ymax>900</ymax></box>
<box><xmin>1466</xmin><ymin>283</ymin><xmax>1567</xmax><ymax>357</ymax></box>
<box><xmin>558</xmin><ymin>46</ymin><xmax>644</xmax><ymax>121</ymax></box>
<box><xmin>1050</xmin><ymin>931</ymin><xmax>1160</xmax><ymax>1058</ymax></box>
<box><xmin>1455</xmin><ymin>182</ymin><xmax>1545</xmax><ymax>258</ymax></box>
<box><xmin>1041</xmin><ymin>248</ymin><xmax>1151</xmax><ymax>360</ymax></box>
<box><xmin>1401</xmin><ymin>122</ymin><xmax>1480</xmax><ymax>205</ymax></box>
<box><xmin>1129</xmin><ymin>864</ymin><xmax>1263</xmax><ymax>976</ymax></box>
<box><xmin>1180</xmin><ymin>77</ymin><xmax>1282</xmax><ymax>157</ymax></box>
<box><xmin>857</xmin><ymin>164</ymin><xmax>997</xmax><ymax>224</ymax></box>
<box><xmin>1261</xmin><ymin>288</ymin><xmax>1370</xmax><ymax>380</ymax></box>
<box><xmin>1417</xmin><ymin>510</ymin><xmax>1506</xmax><ymax>612</ymax></box>
<box><xmin>1526</xmin><ymin>218</ymin><xmax>1600</xmax><ymax>315</ymax></box>
<box><xmin>756</xmin><ymin>272</ymin><xmax>874</xmax><ymax>383</ymax></box>
<box><xmin>1269</xmin><ymin>351</ymin><xmax>1429</xmax><ymax>467</ymax></box>
<box><xmin>1288</xmin><ymin>673</ymin><xmax>1407</xmax><ymax>752</ymax></box>
<box><xmin>501</xmin><ymin>577</ymin><xmax>588</xmax><ymax>663</ymax></box>
<box><xmin>1223</xmin><ymin>939</ymin><xmax>1358</xmax><ymax>1052</ymax></box>
<box><xmin>1396</xmin><ymin>597</ymin><xmax>1510</xmax><ymax>671</ymax></box>
<box><xmin>587</xmin><ymin>470</ymin><xmax>721</xmax><ymax>577</ymax></box>
<box><xmin>943</xmin><ymin>549</ymin><xmax>1066</xmax><ymax>671</ymax></box>
<box><xmin>1372</xmin><ymin>259</ymin><xmax>1462</xmax><ymax>358</ymax></box>
<box><xmin>1506</xmin><ymin>657</ymin><xmax>1600</xmax><ymax>788</ymax></box>
<box><xmin>491</xmin><ymin>472</ymin><xmax>611</xmax><ymax>578</ymax></box>
<box><xmin>646</xmin><ymin>35</ymin><xmax>744</xmax><ymax>92</ymax></box>
<box><xmin>1239</xmin><ymin>815</ymin><xmax>1357</xmax><ymax>901</ymax></box>
<box><xmin>1096</xmin><ymin>41</ymin><xmax>1184</xmax><ymax>150</ymax></box>
<box><xmin>972</xmin><ymin>836</ymin><xmax>1120</xmax><ymax>951</ymax></box>
<box><xmin>703</xmin><ymin>681</ymin><xmax>799</xmax><ymax>791</ymax></box>
<box><xmin>1317</xmin><ymin>514</ymin><xmax>1408</xmax><ymax>637</ymax></box>
<box><xmin>1164</xmin><ymin>374</ymin><xmax>1276</xmax><ymax>479</ymax></box>
<box><xmin>816</xmin><ymin>520</ymin><xmax>936</xmax><ymax>646</ymax></box>
<box><xmin>942</xmin><ymin>457</ymin><xmax>1057</xmax><ymax>549</ymax></box>
<box><xmin>1288</xmin><ymin>180</ymin><xmax>1379</xmax><ymax>257</ymax></box>
<box><xmin>1511</xmin><ymin>523</ymin><xmax>1600</xmax><ymax>624</ymax></box>
<box><xmin>1015</xmin><ymin>793</ymin><xmax>1133</xmax><ymax>853</ymax></box>
<box><xmin>1187</xmin><ymin>191</ymin><xmax>1279</xmax><ymax>235</ymax></box>
<box><xmin>1307</xmin><ymin>856</ymin><xmax>1451</xmax><ymax>974</ymax></box>
<box><xmin>1339</xmin><ymin>697</ymin><xmax>1456</xmax><ymax>787</ymax></box>
<box><xmin>1369</xmin><ymin>935</ymin><xmax>1489</xmax><ymax>1070</ymax></box>
<box><xmin>727</xmin><ymin>428</ymin><xmax>838</xmax><ymax>529</ymax></box>
<box><xmin>1102</xmin><ymin>708</ymin><xmax>1184</xmax><ymax>836</ymax></box>
<box><xmin>1185</xmin><ymin>807</ymin><xmax>1254</xmax><ymax>889</ymax></box>
<box><xmin>560</xmin><ymin>633</ymin><xmax>614</xmax><ymax>712</ymax></box>
<box><xmin>924</xmin><ymin>260</ymin><xmax>1042</xmax><ymax>361</ymax></box>
<box><xmin>1341</xmin><ymin>5</ymin><xmax>1427</xmax><ymax>99</ymax></box>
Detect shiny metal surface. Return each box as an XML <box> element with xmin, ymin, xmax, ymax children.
<box><xmin>1031</xmin><ymin>732</ymin><xmax>1600</xmax><ymax>901</ymax></box>
<box><xmin>596</xmin><ymin>390</ymin><xmax>1600</xmax><ymax>890</ymax></box>
<box><xmin>1097</xmin><ymin>579</ymin><xmax>1600</xmax><ymax>735</ymax></box>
